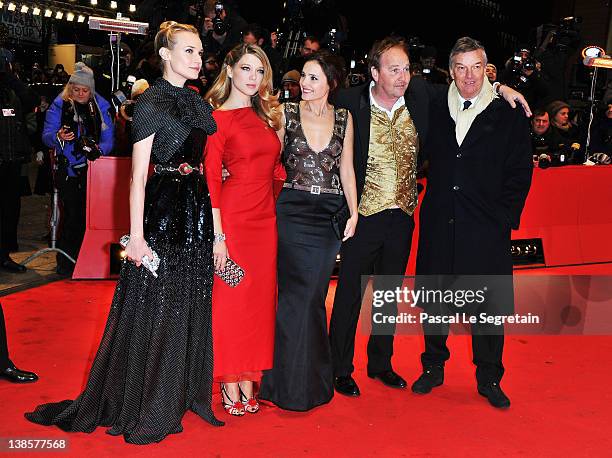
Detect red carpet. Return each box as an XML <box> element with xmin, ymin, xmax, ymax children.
<box><xmin>1</xmin><ymin>273</ymin><xmax>612</xmax><ymax>457</ymax></box>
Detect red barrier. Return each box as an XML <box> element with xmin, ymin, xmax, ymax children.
<box><xmin>75</xmin><ymin>161</ymin><xmax>612</xmax><ymax>279</ymax></box>
<box><xmin>408</xmin><ymin>166</ymin><xmax>612</xmax><ymax>274</ymax></box>
<box><xmin>73</xmin><ymin>157</ymin><xmax>131</xmax><ymax>279</ymax></box>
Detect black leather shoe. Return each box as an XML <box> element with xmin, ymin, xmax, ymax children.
<box><xmin>0</xmin><ymin>365</ymin><xmax>39</xmax><ymax>383</ymax></box>
<box><xmin>368</xmin><ymin>370</ymin><xmax>407</xmax><ymax>389</ymax></box>
<box><xmin>0</xmin><ymin>258</ymin><xmax>26</xmax><ymax>273</ymax></box>
<box><xmin>334</xmin><ymin>375</ymin><xmax>360</xmax><ymax>397</ymax></box>
<box><xmin>477</xmin><ymin>382</ymin><xmax>510</xmax><ymax>409</ymax></box>
<box><xmin>411</xmin><ymin>365</ymin><xmax>444</xmax><ymax>394</ymax></box>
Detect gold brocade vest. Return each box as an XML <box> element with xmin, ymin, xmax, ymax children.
<box><xmin>358</xmin><ymin>105</ymin><xmax>419</xmax><ymax>217</ymax></box>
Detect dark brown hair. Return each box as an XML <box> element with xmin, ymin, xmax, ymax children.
<box><xmin>303</xmin><ymin>50</ymin><xmax>346</xmax><ymax>96</ymax></box>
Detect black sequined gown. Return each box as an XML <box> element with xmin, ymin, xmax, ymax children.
<box><xmin>25</xmin><ymin>78</ymin><xmax>223</xmax><ymax>444</ymax></box>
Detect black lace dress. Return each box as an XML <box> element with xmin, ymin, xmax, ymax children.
<box><xmin>25</xmin><ymin>78</ymin><xmax>223</xmax><ymax>444</ymax></box>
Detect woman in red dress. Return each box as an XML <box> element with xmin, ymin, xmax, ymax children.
<box><xmin>204</xmin><ymin>44</ymin><xmax>284</xmax><ymax>416</ymax></box>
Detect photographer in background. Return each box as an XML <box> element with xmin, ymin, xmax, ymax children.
<box><xmin>546</xmin><ymin>100</ymin><xmax>583</xmax><ymax>165</ymax></box>
<box><xmin>530</xmin><ymin>108</ymin><xmax>554</xmax><ymax>166</ymax></box>
<box><xmin>419</xmin><ymin>45</ymin><xmax>450</xmax><ymax>85</ymax></box>
<box><xmin>586</xmin><ymin>99</ymin><xmax>612</xmax><ymax>159</ymax></box>
<box><xmin>485</xmin><ymin>63</ymin><xmax>497</xmax><ymax>83</ymax></box>
<box><xmin>502</xmin><ymin>48</ymin><xmax>549</xmax><ymax>108</ymax></box>
<box><xmin>535</xmin><ymin>17</ymin><xmax>581</xmax><ymax>102</ymax></box>
<box><xmin>42</xmin><ymin>63</ymin><xmax>114</xmax><ymax>276</ymax></box>
<box><xmin>200</xmin><ymin>0</ymin><xmax>247</xmax><ymax>58</ymax></box>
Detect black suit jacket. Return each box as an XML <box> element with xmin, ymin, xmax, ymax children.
<box><xmin>334</xmin><ymin>78</ymin><xmax>438</xmax><ymax>202</ymax></box>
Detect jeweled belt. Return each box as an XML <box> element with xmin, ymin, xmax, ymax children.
<box><xmin>153</xmin><ymin>162</ymin><xmax>201</xmax><ymax>175</ymax></box>
<box><xmin>283</xmin><ymin>182</ymin><xmax>343</xmax><ymax>195</ymax></box>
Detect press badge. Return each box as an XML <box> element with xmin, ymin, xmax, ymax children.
<box><xmin>2</xmin><ymin>109</ymin><xmax>15</xmax><ymax>117</ymax></box>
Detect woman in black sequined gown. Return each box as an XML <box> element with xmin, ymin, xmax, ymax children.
<box><xmin>25</xmin><ymin>22</ymin><xmax>223</xmax><ymax>444</ymax></box>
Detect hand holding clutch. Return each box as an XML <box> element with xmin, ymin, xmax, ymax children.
<box><xmin>215</xmin><ymin>257</ymin><xmax>245</xmax><ymax>287</ymax></box>
<box><xmin>119</xmin><ymin>234</ymin><xmax>160</xmax><ymax>278</ymax></box>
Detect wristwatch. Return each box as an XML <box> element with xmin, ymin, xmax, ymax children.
<box><xmin>492</xmin><ymin>81</ymin><xmax>503</xmax><ymax>96</ymax></box>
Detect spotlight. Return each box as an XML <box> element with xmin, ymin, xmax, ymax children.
<box><xmin>7</xmin><ymin>2</ymin><xmax>16</xmax><ymax>11</ymax></box>
<box><xmin>55</xmin><ymin>11</ymin><xmax>63</xmax><ymax>19</ymax></box>
<box><xmin>129</xmin><ymin>3</ymin><xmax>135</xmax><ymax>12</ymax></box>
<box><xmin>20</xmin><ymin>4</ymin><xmax>28</xmax><ymax>13</ymax></box>
<box><xmin>582</xmin><ymin>45</ymin><xmax>605</xmax><ymax>59</ymax></box>
<box><xmin>33</xmin><ymin>6</ymin><xmax>40</xmax><ymax>15</ymax></box>
<box><xmin>66</xmin><ymin>12</ymin><xmax>74</xmax><ymax>21</ymax></box>
<box><xmin>77</xmin><ymin>14</ymin><xmax>85</xmax><ymax>23</ymax></box>
<box><xmin>44</xmin><ymin>8</ymin><xmax>52</xmax><ymax>17</ymax></box>
<box><xmin>90</xmin><ymin>0</ymin><xmax>97</xmax><ymax>4</ymax></box>
<box><xmin>110</xmin><ymin>1</ymin><xmax>117</xmax><ymax>8</ymax></box>
<box><xmin>0</xmin><ymin>2</ymin><xmax>3</xmax><ymax>8</ymax></box>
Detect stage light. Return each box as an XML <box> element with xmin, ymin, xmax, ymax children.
<box><xmin>44</xmin><ymin>8</ymin><xmax>52</xmax><ymax>17</ymax></box>
<box><xmin>55</xmin><ymin>11</ymin><xmax>63</xmax><ymax>19</ymax></box>
<box><xmin>129</xmin><ymin>3</ymin><xmax>135</xmax><ymax>12</ymax></box>
<box><xmin>7</xmin><ymin>2</ymin><xmax>16</xmax><ymax>11</ymax></box>
<box><xmin>33</xmin><ymin>7</ymin><xmax>41</xmax><ymax>15</ymax></box>
<box><xmin>77</xmin><ymin>14</ymin><xmax>85</xmax><ymax>23</ymax></box>
<box><xmin>0</xmin><ymin>2</ymin><xmax>3</xmax><ymax>9</ymax></box>
<box><xmin>110</xmin><ymin>1</ymin><xmax>117</xmax><ymax>9</ymax></box>
<box><xmin>20</xmin><ymin>4</ymin><xmax>28</xmax><ymax>13</ymax></box>
<box><xmin>582</xmin><ymin>45</ymin><xmax>605</xmax><ymax>59</ymax></box>
<box><xmin>66</xmin><ymin>12</ymin><xmax>74</xmax><ymax>21</ymax></box>
<box><xmin>90</xmin><ymin>0</ymin><xmax>97</xmax><ymax>4</ymax></box>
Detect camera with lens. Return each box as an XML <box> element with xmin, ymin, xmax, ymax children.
<box><xmin>213</xmin><ymin>1</ymin><xmax>227</xmax><ymax>35</ymax></box>
<box><xmin>74</xmin><ymin>135</ymin><xmax>102</xmax><ymax>162</ymax></box>
<box><xmin>547</xmin><ymin>16</ymin><xmax>581</xmax><ymax>51</ymax></box>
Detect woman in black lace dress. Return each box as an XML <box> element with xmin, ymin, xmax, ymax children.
<box><xmin>25</xmin><ymin>21</ymin><xmax>223</xmax><ymax>444</ymax></box>
<box><xmin>259</xmin><ymin>52</ymin><xmax>358</xmax><ymax>411</ymax></box>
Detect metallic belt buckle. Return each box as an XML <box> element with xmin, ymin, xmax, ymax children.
<box><xmin>178</xmin><ymin>162</ymin><xmax>193</xmax><ymax>175</ymax></box>
<box><xmin>310</xmin><ymin>185</ymin><xmax>321</xmax><ymax>195</ymax></box>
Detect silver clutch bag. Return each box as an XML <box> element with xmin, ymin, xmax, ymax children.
<box><xmin>119</xmin><ymin>234</ymin><xmax>160</xmax><ymax>278</ymax></box>
<box><xmin>215</xmin><ymin>257</ymin><xmax>245</xmax><ymax>287</ymax></box>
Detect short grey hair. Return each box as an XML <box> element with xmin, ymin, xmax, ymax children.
<box><xmin>449</xmin><ymin>36</ymin><xmax>487</xmax><ymax>69</ymax></box>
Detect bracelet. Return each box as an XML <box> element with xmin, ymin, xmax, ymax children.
<box><xmin>213</xmin><ymin>233</ymin><xmax>226</xmax><ymax>243</ymax></box>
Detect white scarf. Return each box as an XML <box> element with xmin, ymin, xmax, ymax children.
<box><xmin>448</xmin><ymin>76</ymin><xmax>496</xmax><ymax>146</ymax></box>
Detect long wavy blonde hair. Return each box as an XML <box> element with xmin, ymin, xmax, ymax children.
<box><xmin>205</xmin><ymin>43</ymin><xmax>281</xmax><ymax>130</ymax></box>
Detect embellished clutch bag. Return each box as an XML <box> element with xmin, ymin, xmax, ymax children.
<box><xmin>215</xmin><ymin>257</ymin><xmax>245</xmax><ymax>287</ymax></box>
<box><xmin>119</xmin><ymin>234</ymin><xmax>160</xmax><ymax>278</ymax></box>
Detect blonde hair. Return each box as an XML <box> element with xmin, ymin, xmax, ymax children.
<box><xmin>205</xmin><ymin>43</ymin><xmax>281</xmax><ymax>130</ymax></box>
<box><xmin>154</xmin><ymin>20</ymin><xmax>199</xmax><ymax>54</ymax></box>
<box><xmin>61</xmin><ymin>82</ymin><xmax>93</xmax><ymax>102</ymax></box>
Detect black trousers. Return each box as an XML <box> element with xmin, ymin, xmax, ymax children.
<box><xmin>0</xmin><ymin>161</ymin><xmax>22</xmax><ymax>260</ymax></box>
<box><xmin>57</xmin><ymin>173</ymin><xmax>87</xmax><ymax>271</ymax></box>
<box><xmin>329</xmin><ymin>209</ymin><xmax>414</xmax><ymax>377</ymax></box>
<box><xmin>421</xmin><ymin>318</ymin><xmax>505</xmax><ymax>384</ymax></box>
<box><xmin>0</xmin><ymin>303</ymin><xmax>10</xmax><ymax>371</ymax></box>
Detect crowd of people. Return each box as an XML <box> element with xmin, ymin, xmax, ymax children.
<box><xmin>0</xmin><ymin>1</ymin><xmax>606</xmax><ymax>447</ymax></box>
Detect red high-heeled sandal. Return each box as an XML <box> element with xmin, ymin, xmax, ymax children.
<box><xmin>239</xmin><ymin>386</ymin><xmax>260</xmax><ymax>414</ymax></box>
<box><xmin>221</xmin><ymin>384</ymin><xmax>245</xmax><ymax>416</ymax></box>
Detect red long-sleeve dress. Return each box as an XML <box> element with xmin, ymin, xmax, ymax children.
<box><xmin>204</xmin><ymin>107</ymin><xmax>284</xmax><ymax>382</ymax></box>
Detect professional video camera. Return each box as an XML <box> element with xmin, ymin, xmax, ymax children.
<box><xmin>539</xmin><ymin>16</ymin><xmax>582</xmax><ymax>52</ymax></box>
<box><xmin>213</xmin><ymin>1</ymin><xmax>227</xmax><ymax>35</ymax></box>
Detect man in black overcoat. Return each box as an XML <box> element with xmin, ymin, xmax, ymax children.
<box><xmin>412</xmin><ymin>37</ymin><xmax>533</xmax><ymax>408</ymax></box>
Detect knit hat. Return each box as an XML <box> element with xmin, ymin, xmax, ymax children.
<box><xmin>282</xmin><ymin>70</ymin><xmax>301</xmax><ymax>84</ymax></box>
<box><xmin>546</xmin><ymin>100</ymin><xmax>570</xmax><ymax>118</ymax></box>
<box><xmin>69</xmin><ymin>62</ymin><xmax>95</xmax><ymax>92</ymax></box>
